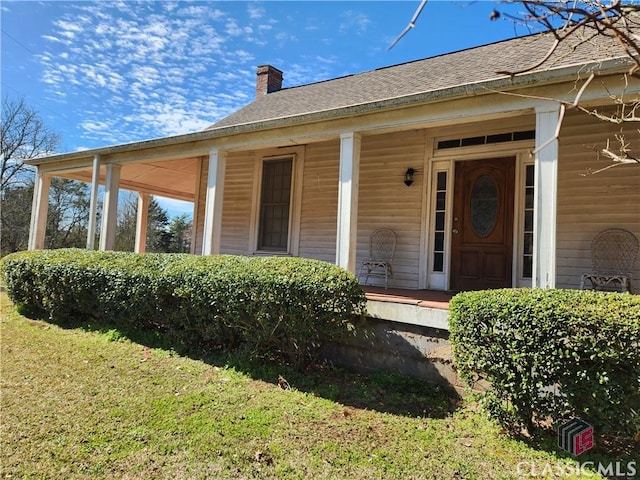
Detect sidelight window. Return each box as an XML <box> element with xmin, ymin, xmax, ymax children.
<box><xmin>522</xmin><ymin>164</ymin><xmax>535</xmax><ymax>278</ymax></box>
<box><xmin>433</xmin><ymin>171</ymin><xmax>447</xmax><ymax>272</ymax></box>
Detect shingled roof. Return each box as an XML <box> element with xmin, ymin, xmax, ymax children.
<box><xmin>209</xmin><ymin>27</ymin><xmax>633</xmax><ymax>130</ymax></box>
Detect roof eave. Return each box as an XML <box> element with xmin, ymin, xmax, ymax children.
<box><xmin>26</xmin><ymin>57</ymin><xmax>632</xmax><ymax>167</ymax></box>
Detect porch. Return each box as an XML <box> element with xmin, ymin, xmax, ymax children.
<box><xmin>363</xmin><ymin>286</ymin><xmax>453</xmax><ymax>331</ymax></box>
<box><xmin>326</xmin><ymin>286</ymin><xmax>456</xmax><ymax>385</ymax></box>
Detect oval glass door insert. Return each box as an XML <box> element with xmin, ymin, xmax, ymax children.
<box><xmin>470</xmin><ymin>174</ymin><xmax>499</xmax><ymax>237</ymax></box>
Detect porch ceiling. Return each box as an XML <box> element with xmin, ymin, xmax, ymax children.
<box><xmin>57</xmin><ymin>157</ymin><xmax>200</xmax><ymax>202</ymax></box>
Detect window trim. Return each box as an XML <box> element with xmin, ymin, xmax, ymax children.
<box><xmin>427</xmin><ymin>159</ymin><xmax>453</xmax><ymax>290</ymax></box>
<box><xmin>249</xmin><ymin>148</ymin><xmax>304</xmax><ymax>256</ymax></box>
<box><xmin>515</xmin><ymin>157</ymin><xmax>535</xmax><ymax>287</ymax></box>
<box><xmin>257</xmin><ymin>157</ymin><xmax>293</xmax><ymax>252</ymax></box>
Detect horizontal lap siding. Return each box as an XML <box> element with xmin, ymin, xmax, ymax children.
<box><xmin>298</xmin><ymin>140</ymin><xmax>340</xmax><ymax>263</ymax></box>
<box><xmin>556</xmin><ymin>111</ymin><xmax>640</xmax><ymax>291</ymax></box>
<box><xmin>192</xmin><ymin>153</ymin><xmax>255</xmax><ymax>255</ymax></box>
<box><xmin>357</xmin><ymin>130</ymin><xmax>426</xmax><ymax>289</ymax></box>
<box><xmin>220</xmin><ymin>151</ymin><xmax>255</xmax><ymax>255</ymax></box>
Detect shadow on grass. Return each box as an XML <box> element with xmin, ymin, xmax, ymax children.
<box><xmin>17</xmin><ymin>304</ymin><xmax>461</xmax><ymax>419</ymax></box>
<box><xmin>15</xmin><ymin>304</ymin><xmax>640</xmax><ymax>471</ymax></box>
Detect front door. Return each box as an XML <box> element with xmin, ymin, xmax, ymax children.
<box><xmin>451</xmin><ymin>157</ymin><xmax>515</xmax><ymax>291</ymax></box>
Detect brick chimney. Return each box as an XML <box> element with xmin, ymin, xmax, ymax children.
<box><xmin>256</xmin><ymin>65</ymin><xmax>283</xmax><ymax>99</ymax></box>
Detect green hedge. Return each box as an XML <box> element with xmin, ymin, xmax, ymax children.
<box><xmin>449</xmin><ymin>288</ymin><xmax>640</xmax><ymax>437</ymax></box>
<box><xmin>1</xmin><ymin>249</ymin><xmax>367</xmax><ymax>369</ymax></box>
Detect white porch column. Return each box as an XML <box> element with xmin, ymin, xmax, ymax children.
<box><xmin>99</xmin><ymin>164</ymin><xmax>121</xmax><ymax>251</ymax></box>
<box><xmin>86</xmin><ymin>154</ymin><xmax>101</xmax><ymax>250</ymax></box>
<box><xmin>135</xmin><ymin>193</ymin><xmax>150</xmax><ymax>254</ymax></box>
<box><xmin>202</xmin><ymin>149</ymin><xmax>227</xmax><ymax>255</ymax></box>
<box><xmin>533</xmin><ymin>103</ymin><xmax>561</xmax><ymax>288</ymax></box>
<box><xmin>336</xmin><ymin>132</ymin><xmax>361</xmax><ymax>272</ymax></box>
<box><xmin>190</xmin><ymin>157</ymin><xmax>203</xmax><ymax>254</ymax></box>
<box><xmin>28</xmin><ymin>168</ymin><xmax>51</xmax><ymax>250</ymax></box>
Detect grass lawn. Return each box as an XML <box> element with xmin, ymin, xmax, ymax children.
<box><xmin>0</xmin><ymin>290</ymin><xmax>634</xmax><ymax>479</ymax></box>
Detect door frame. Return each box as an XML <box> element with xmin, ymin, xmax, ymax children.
<box><xmin>425</xmin><ymin>151</ymin><xmax>533</xmax><ymax>291</ymax></box>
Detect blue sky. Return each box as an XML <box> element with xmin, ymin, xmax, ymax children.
<box><xmin>2</xmin><ymin>0</ymin><xmax>531</xmax><ymax>215</ymax></box>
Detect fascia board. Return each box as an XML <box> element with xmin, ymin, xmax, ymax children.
<box><xmin>26</xmin><ymin>57</ymin><xmax>633</xmax><ymax>168</ymax></box>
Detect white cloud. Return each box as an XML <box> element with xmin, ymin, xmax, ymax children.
<box><xmin>42</xmin><ymin>35</ymin><xmax>67</xmax><ymax>44</ymax></box>
<box><xmin>248</xmin><ymin>4</ymin><xmax>264</xmax><ymax>20</ymax></box>
<box><xmin>131</xmin><ymin>65</ymin><xmax>161</xmax><ymax>86</ymax></box>
<box><xmin>286</xmin><ymin>63</ymin><xmax>335</xmax><ymax>87</ymax></box>
<box><xmin>225</xmin><ymin>19</ymin><xmax>243</xmax><ymax>36</ymax></box>
<box><xmin>339</xmin><ymin>11</ymin><xmax>371</xmax><ymax>34</ymax></box>
<box><xmin>36</xmin><ymin>2</ymin><xmax>282</xmax><ymax>145</ymax></box>
<box><xmin>315</xmin><ymin>55</ymin><xmax>337</xmax><ymax>65</ymax></box>
<box><xmin>79</xmin><ymin>120</ymin><xmax>111</xmax><ymax>132</ymax></box>
<box><xmin>53</xmin><ymin>19</ymin><xmax>84</xmax><ymax>33</ymax></box>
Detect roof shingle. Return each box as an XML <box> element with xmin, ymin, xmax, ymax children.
<box><xmin>210</xmin><ymin>27</ymin><xmax>633</xmax><ymax>130</ymax></box>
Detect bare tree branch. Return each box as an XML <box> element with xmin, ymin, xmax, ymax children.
<box><xmin>1</xmin><ymin>96</ymin><xmax>61</xmax><ymax>190</ymax></box>
<box><xmin>497</xmin><ymin>1</ymin><xmax>640</xmax><ymax>76</ymax></box>
<box><xmin>388</xmin><ymin>0</ymin><xmax>429</xmax><ymax>50</ymax></box>
<box><xmin>497</xmin><ymin>38</ymin><xmax>561</xmax><ymax>76</ymax></box>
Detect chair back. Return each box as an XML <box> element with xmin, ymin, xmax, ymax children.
<box><xmin>591</xmin><ymin>228</ymin><xmax>639</xmax><ymax>275</ymax></box>
<box><xmin>369</xmin><ymin>228</ymin><xmax>396</xmax><ymax>263</ymax></box>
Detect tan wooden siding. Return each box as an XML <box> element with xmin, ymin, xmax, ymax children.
<box><xmin>298</xmin><ymin>140</ymin><xmax>340</xmax><ymax>263</ymax></box>
<box><xmin>356</xmin><ymin>130</ymin><xmax>426</xmax><ymax>289</ymax></box>
<box><xmin>192</xmin><ymin>152</ymin><xmax>256</xmax><ymax>255</ymax></box>
<box><xmin>219</xmin><ymin>151</ymin><xmax>255</xmax><ymax>255</ymax></box>
<box><xmin>556</xmin><ymin>111</ymin><xmax>640</xmax><ymax>292</ymax></box>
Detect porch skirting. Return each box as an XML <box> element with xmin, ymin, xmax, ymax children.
<box><xmin>322</xmin><ymin>317</ymin><xmax>463</xmax><ymax>390</ymax></box>
<box><xmin>323</xmin><ymin>288</ymin><xmax>463</xmax><ymax>389</ymax></box>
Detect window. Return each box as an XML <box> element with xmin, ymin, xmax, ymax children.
<box><xmin>470</xmin><ymin>174</ymin><xmax>499</xmax><ymax>238</ymax></box>
<box><xmin>258</xmin><ymin>158</ymin><xmax>292</xmax><ymax>251</ymax></box>
<box><xmin>433</xmin><ymin>171</ymin><xmax>447</xmax><ymax>272</ymax></box>
<box><xmin>436</xmin><ymin>130</ymin><xmax>535</xmax><ymax>150</ymax></box>
<box><xmin>522</xmin><ymin>164</ymin><xmax>534</xmax><ymax>278</ymax></box>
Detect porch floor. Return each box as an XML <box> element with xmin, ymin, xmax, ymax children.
<box><xmin>363</xmin><ymin>286</ymin><xmax>453</xmax><ymax>310</ymax></box>
<box><xmin>362</xmin><ymin>286</ymin><xmax>453</xmax><ymax>330</ymax></box>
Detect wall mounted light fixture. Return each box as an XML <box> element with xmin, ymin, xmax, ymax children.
<box><xmin>404</xmin><ymin>167</ymin><xmax>416</xmax><ymax>187</ymax></box>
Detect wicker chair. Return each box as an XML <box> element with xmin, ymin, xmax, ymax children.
<box><xmin>580</xmin><ymin>228</ymin><xmax>639</xmax><ymax>293</ymax></box>
<box><xmin>359</xmin><ymin>228</ymin><xmax>397</xmax><ymax>289</ymax></box>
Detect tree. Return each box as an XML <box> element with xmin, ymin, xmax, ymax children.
<box><xmin>1</xmin><ymin>184</ymin><xmax>33</xmax><ymax>255</ymax></box>
<box><xmin>1</xmin><ymin>96</ymin><xmax>61</xmax><ymax>190</ymax></box>
<box><xmin>45</xmin><ymin>178</ymin><xmax>91</xmax><ymax>249</ymax></box>
<box><xmin>1</xmin><ymin>177</ymin><xmax>93</xmax><ymax>256</ymax></box>
<box><xmin>114</xmin><ymin>193</ymin><xmax>138</xmax><ymax>252</ymax></box>
<box><xmin>392</xmin><ymin>1</ymin><xmax>639</xmax><ymax>171</ymax></box>
<box><xmin>114</xmin><ymin>192</ymin><xmax>172</xmax><ymax>252</ymax></box>
<box><xmin>1</xmin><ymin>96</ymin><xmax>62</xmax><ymax>256</ymax></box>
<box><xmin>145</xmin><ymin>198</ymin><xmax>171</xmax><ymax>253</ymax></box>
<box><xmin>167</xmin><ymin>214</ymin><xmax>192</xmax><ymax>253</ymax></box>
<box><xmin>493</xmin><ymin>1</ymin><xmax>639</xmax><ymax>171</ymax></box>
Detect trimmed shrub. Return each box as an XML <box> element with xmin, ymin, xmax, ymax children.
<box><xmin>1</xmin><ymin>249</ymin><xmax>367</xmax><ymax>369</ymax></box>
<box><xmin>449</xmin><ymin>288</ymin><xmax>640</xmax><ymax>437</ymax></box>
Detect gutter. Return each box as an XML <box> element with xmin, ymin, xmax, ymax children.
<box><xmin>26</xmin><ymin>57</ymin><xmax>633</xmax><ymax>167</ymax></box>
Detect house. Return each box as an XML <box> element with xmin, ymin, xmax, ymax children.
<box><xmin>26</xmin><ymin>27</ymin><xmax>640</xmax><ymax>334</ymax></box>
